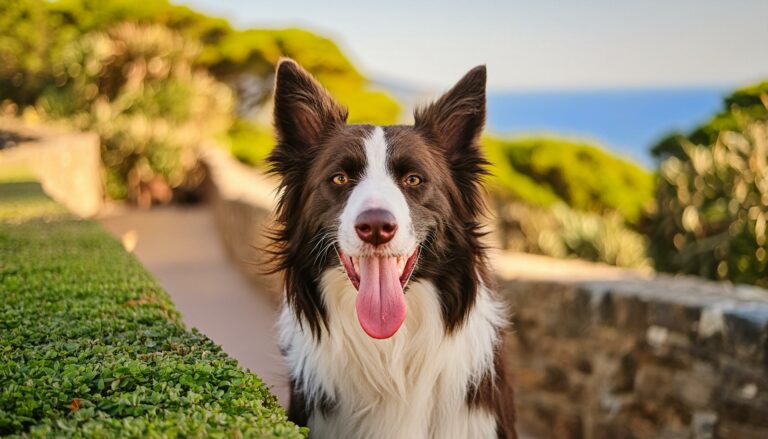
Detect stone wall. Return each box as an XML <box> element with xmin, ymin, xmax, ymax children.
<box><xmin>203</xmin><ymin>150</ymin><xmax>768</xmax><ymax>439</ymax></box>
<box><xmin>202</xmin><ymin>147</ymin><xmax>283</xmax><ymax>302</ymax></box>
<box><xmin>0</xmin><ymin>118</ymin><xmax>102</xmax><ymax>217</ymax></box>
<box><xmin>500</xmin><ymin>275</ymin><xmax>768</xmax><ymax>439</ymax></box>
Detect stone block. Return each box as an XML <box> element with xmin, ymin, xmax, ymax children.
<box><xmin>691</xmin><ymin>411</ymin><xmax>717</xmax><ymax>439</ymax></box>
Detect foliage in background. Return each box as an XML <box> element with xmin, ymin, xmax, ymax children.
<box><xmin>227</xmin><ymin>118</ymin><xmax>275</xmax><ymax>168</ymax></box>
<box><xmin>496</xmin><ymin>201</ymin><xmax>650</xmax><ymax>268</ymax></box>
<box><xmin>207</xmin><ymin>27</ymin><xmax>401</xmax><ymax>123</ymax></box>
<box><xmin>0</xmin><ymin>181</ymin><xmax>305</xmax><ymax>437</ymax></box>
<box><xmin>44</xmin><ymin>1</ymin><xmax>402</xmax><ymax>122</ymax></box>
<box><xmin>651</xmin><ymin>81</ymin><xmax>768</xmax><ymax>160</ymax></box>
<box><xmin>38</xmin><ymin>23</ymin><xmax>233</xmax><ymax>205</ymax></box>
<box><xmin>0</xmin><ymin>0</ymin><xmax>58</xmax><ymax>106</ymax></box>
<box><xmin>0</xmin><ymin>0</ymin><xmax>400</xmax><ymax>203</ymax></box>
<box><xmin>484</xmin><ymin>137</ymin><xmax>655</xmax><ymax>225</ymax></box>
<box><xmin>1</xmin><ymin>0</ymin><xmax>400</xmax><ymax>120</ymax></box>
<box><xmin>649</xmin><ymin>115</ymin><xmax>768</xmax><ymax>287</ymax></box>
<box><xmin>481</xmin><ymin>136</ymin><xmax>654</xmax><ymax>267</ymax></box>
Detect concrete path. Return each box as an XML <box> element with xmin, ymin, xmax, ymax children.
<box><xmin>101</xmin><ymin>206</ymin><xmax>289</xmax><ymax>405</ymax></box>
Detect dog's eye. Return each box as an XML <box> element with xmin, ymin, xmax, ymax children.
<box><xmin>331</xmin><ymin>173</ymin><xmax>349</xmax><ymax>185</ymax></box>
<box><xmin>403</xmin><ymin>174</ymin><xmax>423</xmax><ymax>187</ymax></box>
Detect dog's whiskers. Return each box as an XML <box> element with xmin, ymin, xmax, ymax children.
<box><xmin>310</xmin><ymin>229</ymin><xmax>337</xmax><ymax>269</ymax></box>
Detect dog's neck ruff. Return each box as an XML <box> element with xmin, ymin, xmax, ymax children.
<box><xmin>279</xmin><ymin>267</ymin><xmax>506</xmax><ymax>439</ymax></box>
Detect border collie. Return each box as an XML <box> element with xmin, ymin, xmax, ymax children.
<box><xmin>268</xmin><ymin>59</ymin><xmax>516</xmax><ymax>439</ymax></box>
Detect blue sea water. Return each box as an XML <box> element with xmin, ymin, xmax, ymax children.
<box><xmin>486</xmin><ymin>88</ymin><xmax>727</xmax><ymax>167</ymax></box>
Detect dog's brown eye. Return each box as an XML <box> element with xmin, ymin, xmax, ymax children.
<box><xmin>404</xmin><ymin>174</ymin><xmax>422</xmax><ymax>187</ymax></box>
<box><xmin>331</xmin><ymin>173</ymin><xmax>349</xmax><ymax>185</ymax></box>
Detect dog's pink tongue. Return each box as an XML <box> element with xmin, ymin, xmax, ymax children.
<box><xmin>355</xmin><ymin>256</ymin><xmax>406</xmax><ymax>339</ymax></box>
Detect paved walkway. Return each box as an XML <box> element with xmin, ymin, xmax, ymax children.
<box><xmin>101</xmin><ymin>206</ymin><xmax>289</xmax><ymax>405</ymax></box>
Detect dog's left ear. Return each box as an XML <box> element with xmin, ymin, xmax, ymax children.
<box><xmin>272</xmin><ymin>58</ymin><xmax>348</xmax><ymax>158</ymax></box>
<box><xmin>414</xmin><ymin>65</ymin><xmax>486</xmax><ymax>155</ymax></box>
<box><xmin>415</xmin><ymin>66</ymin><xmax>488</xmax><ymax>217</ymax></box>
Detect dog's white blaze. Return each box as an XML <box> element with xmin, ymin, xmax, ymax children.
<box><xmin>278</xmin><ymin>269</ymin><xmax>506</xmax><ymax>439</ymax></box>
<box><xmin>338</xmin><ymin>126</ymin><xmax>415</xmax><ymax>256</ymax></box>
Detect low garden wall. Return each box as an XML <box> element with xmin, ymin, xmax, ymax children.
<box><xmin>203</xmin><ymin>147</ymin><xmax>283</xmax><ymax>302</ymax></box>
<box><xmin>499</xmin><ymin>275</ymin><xmax>768</xmax><ymax>439</ymax></box>
<box><xmin>0</xmin><ymin>180</ymin><xmax>304</xmax><ymax>438</ymax></box>
<box><xmin>0</xmin><ymin>118</ymin><xmax>102</xmax><ymax>217</ymax></box>
<box><xmin>205</xmin><ymin>151</ymin><xmax>768</xmax><ymax>439</ymax></box>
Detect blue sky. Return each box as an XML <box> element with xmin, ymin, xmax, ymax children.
<box><xmin>178</xmin><ymin>0</ymin><xmax>768</xmax><ymax>90</ymax></box>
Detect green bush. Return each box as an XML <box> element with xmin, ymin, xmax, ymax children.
<box><xmin>227</xmin><ymin>118</ymin><xmax>275</xmax><ymax>168</ymax></box>
<box><xmin>651</xmin><ymin>81</ymin><xmax>768</xmax><ymax>160</ymax></box>
<box><xmin>0</xmin><ymin>1</ymin><xmax>400</xmax><ymax>122</ymax></box>
<box><xmin>485</xmin><ymin>136</ymin><xmax>653</xmax><ymax>267</ymax></box>
<box><xmin>0</xmin><ymin>0</ymin><xmax>58</xmax><ymax>106</ymax></box>
<box><xmin>649</xmin><ymin>116</ymin><xmax>768</xmax><ymax>287</ymax></box>
<box><xmin>0</xmin><ymin>181</ymin><xmax>305</xmax><ymax>438</ymax></box>
<box><xmin>496</xmin><ymin>201</ymin><xmax>650</xmax><ymax>268</ymax></box>
<box><xmin>1</xmin><ymin>0</ymin><xmax>401</xmax><ymax>203</ymax></box>
<box><xmin>484</xmin><ymin>136</ymin><xmax>654</xmax><ymax>225</ymax></box>
<box><xmin>42</xmin><ymin>2</ymin><xmax>403</xmax><ymax>121</ymax></box>
<box><xmin>38</xmin><ymin>23</ymin><xmax>233</xmax><ymax>205</ymax></box>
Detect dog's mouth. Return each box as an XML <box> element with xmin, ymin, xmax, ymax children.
<box><xmin>337</xmin><ymin>247</ymin><xmax>420</xmax><ymax>339</ymax></box>
<box><xmin>337</xmin><ymin>247</ymin><xmax>420</xmax><ymax>291</ymax></box>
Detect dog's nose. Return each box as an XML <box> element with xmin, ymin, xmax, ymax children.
<box><xmin>355</xmin><ymin>209</ymin><xmax>397</xmax><ymax>246</ymax></box>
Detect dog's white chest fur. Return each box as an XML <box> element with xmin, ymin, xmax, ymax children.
<box><xmin>279</xmin><ymin>268</ymin><xmax>506</xmax><ymax>439</ymax></box>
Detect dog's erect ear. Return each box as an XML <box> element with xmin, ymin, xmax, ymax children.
<box><xmin>414</xmin><ymin>65</ymin><xmax>486</xmax><ymax>153</ymax></box>
<box><xmin>273</xmin><ymin>58</ymin><xmax>347</xmax><ymax>153</ymax></box>
<box><xmin>415</xmin><ymin>66</ymin><xmax>488</xmax><ymax>219</ymax></box>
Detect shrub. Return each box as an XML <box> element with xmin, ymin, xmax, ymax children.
<box><xmin>191</xmin><ymin>26</ymin><xmax>402</xmax><ymax>123</ymax></box>
<box><xmin>496</xmin><ymin>202</ymin><xmax>650</xmax><ymax>268</ymax></box>
<box><xmin>649</xmin><ymin>116</ymin><xmax>768</xmax><ymax>287</ymax></box>
<box><xmin>227</xmin><ymin>118</ymin><xmax>275</xmax><ymax>167</ymax></box>
<box><xmin>0</xmin><ymin>181</ymin><xmax>305</xmax><ymax>437</ymax></box>
<box><xmin>0</xmin><ymin>0</ymin><xmax>58</xmax><ymax>106</ymax></box>
<box><xmin>651</xmin><ymin>81</ymin><xmax>768</xmax><ymax>160</ymax></box>
<box><xmin>484</xmin><ymin>137</ymin><xmax>654</xmax><ymax>225</ymax></box>
<box><xmin>1</xmin><ymin>1</ymin><xmax>401</xmax><ymax>203</ymax></box>
<box><xmin>37</xmin><ymin>23</ymin><xmax>233</xmax><ymax>205</ymax></box>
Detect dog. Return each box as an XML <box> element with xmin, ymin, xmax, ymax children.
<box><xmin>268</xmin><ymin>58</ymin><xmax>516</xmax><ymax>439</ymax></box>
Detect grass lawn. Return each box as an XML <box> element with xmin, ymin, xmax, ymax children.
<box><xmin>0</xmin><ymin>181</ymin><xmax>304</xmax><ymax>438</ymax></box>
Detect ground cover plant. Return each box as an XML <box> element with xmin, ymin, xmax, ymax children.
<box><xmin>0</xmin><ymin>180</ymin><xmax>305</xmax><ymax>438</ymax></box>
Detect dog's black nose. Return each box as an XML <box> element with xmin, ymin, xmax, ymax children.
<box><xmin>355</xmin><ymin>209</ymin><xmax>397</xmax><ymax>246</ymax></box>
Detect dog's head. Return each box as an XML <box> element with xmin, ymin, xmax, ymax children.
<box><xmin>269</xmin><ymin>59</ymin><xmax>489</xmax><ymax>339</ymax></box>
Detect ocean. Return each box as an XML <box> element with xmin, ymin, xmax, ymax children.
<box><xmin>486</xmin><ymin>88</ymin><xmax>727</xmax><ymax>167</ymax></box>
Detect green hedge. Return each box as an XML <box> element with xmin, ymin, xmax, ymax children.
<box><xmin>484</xmin><ymin>136</ymin><xmax>654</xmax><ymax>225</ymax></box>
<box><xmin>0</xmin><ymin>181</ymin><xmax>305</xmax><ymax>438</ymax></box>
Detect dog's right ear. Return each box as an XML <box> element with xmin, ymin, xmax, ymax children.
<box><xmin>272</xmin><ymin>59</ymin><xmax>347</xmax><ymax>159</ymax></box>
